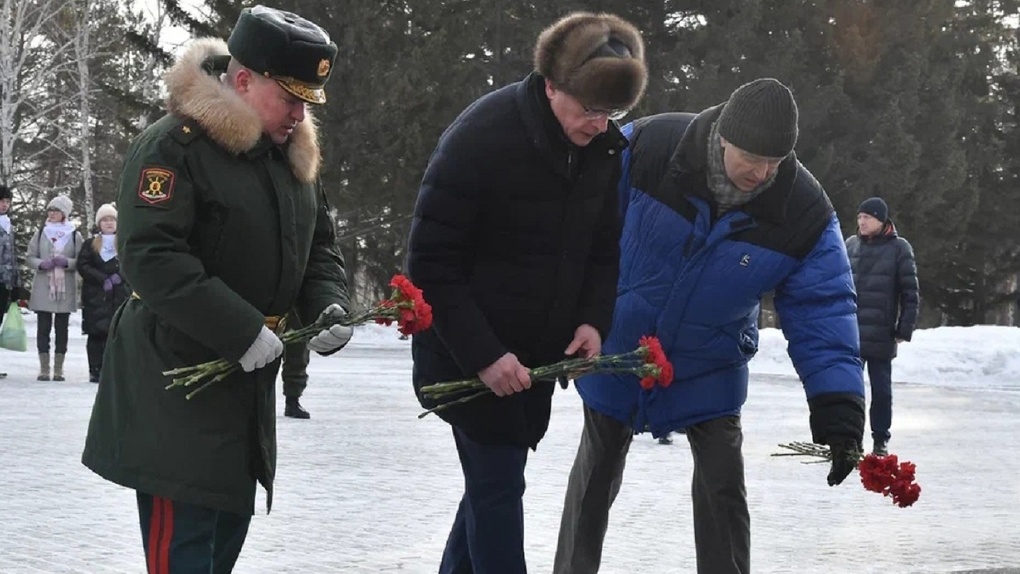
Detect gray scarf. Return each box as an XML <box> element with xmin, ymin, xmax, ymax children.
<box><xmin>706</xmin><ymin>120</ymin><xmax>776</xmax><ymax>215</ymax></box>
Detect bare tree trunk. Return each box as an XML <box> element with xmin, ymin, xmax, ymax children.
<box><xmin>74</xmin><ymin>0</ymin><xmax>94</xmax><ymax>229</ymax></box>
<box><xmin>0</xmin><ymin>0</ymin><xmax>83</xmax><ymax>198</ymax></box>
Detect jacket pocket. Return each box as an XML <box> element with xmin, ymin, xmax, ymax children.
<box><xmin>152</xmin><ymin>314</ymin><xmax>218</xmax><ymax>368</ymax></box>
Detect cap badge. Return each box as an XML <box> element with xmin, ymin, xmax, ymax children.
<box><xmin>317</xmin><ymin>58</ymin><xmax>330</xmax><ymax>78</ymax></box>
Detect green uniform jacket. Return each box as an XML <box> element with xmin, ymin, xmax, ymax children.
<box><xmin>81</xmin><ymin>39</ymin><xmax>348</xmax><ymax>516</ymax></box>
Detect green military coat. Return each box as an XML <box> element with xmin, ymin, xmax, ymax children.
<box><xmin>82</xmin><ymin>39</ymin><xmax>348</xmax><ymax>516</ymax></box>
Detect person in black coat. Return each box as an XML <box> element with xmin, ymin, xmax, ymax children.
<box><xmin>406</xmin><ymin>12</ymin><xmax>647</xmax><ymax>574</ymax></box>
<box><xmin>78</xmin><ymin>203</ymin><xmax>131</xmax><ymax>383</ymax></box>
<box><xmin>0</xmin><ymin>184</ymin><xmax>23</xmax><ymax>379</ymax></box>
<box><xmin>845</xmin><ymin>197</ymin><xmax>919</xmax><ymax>455</ymax></box>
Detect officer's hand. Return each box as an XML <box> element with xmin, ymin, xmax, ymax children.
<box><xmin>238</xmin><ymin>326</ymin><xmax>284</xmax><ymax>372</ymax></box>
<box><xmin>308</xmin><ymin>303</ymin><xmax>353</xmax><ymax>354</ymax></box>
<box><xmin>827</xmin><ymin>438</ymin><xmax>861</xmax><ymax>487</ymax></box>
<box><xmin>564</xmin><ymin>324</ymin><xmax>602</xmax><ymax>359</ymax></box>
<box><xmin>478</xmin><ymin>353</ymin><xmax>531</xmax><ymax>397</ymax></box>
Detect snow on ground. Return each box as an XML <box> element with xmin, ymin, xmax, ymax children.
<box><xmin>0</xmin><ymin>313</ymin><xmax>1018</xmax><ymax>573</ymax></box>
<box><xmin>754</xmin><ymin>325</ymin><xmax>1020</xmax><ymax>389</ymax></box>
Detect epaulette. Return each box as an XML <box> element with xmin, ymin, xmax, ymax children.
<box><xmin>169</xmin><ymin>118</ymin><xmax>204</xmax><ymax>146</ymax></box>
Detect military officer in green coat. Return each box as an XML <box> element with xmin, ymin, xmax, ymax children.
<box><xmin>81</xmin><ymin>6</ymin><xmax>353</xmax><ymax>572</ymax></box>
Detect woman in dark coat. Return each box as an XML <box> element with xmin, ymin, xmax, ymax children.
<box><xmin>77</xmin><ymin>203</ymin><xmax>130</xmax><ymax>383</ymax></box>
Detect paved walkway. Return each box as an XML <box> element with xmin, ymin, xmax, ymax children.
<box><xmin>1</xmin><ymin>336</ymin><xmax>1018</xmax><ymax>573</ymax></box>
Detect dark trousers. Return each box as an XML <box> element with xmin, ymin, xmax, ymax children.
<box><xmin>555</xmin><ymin>407</ymin><xmax>749</xmax><ymax>574</ymax></box>
<box><xmin>86</xmin><ymin>334</ymin><xmax>107</xmax><ymax>376</ymax></box>
<box><xmin>439</xmin><ymin>426</ymin><xmax>529</xmax><ymax>574</ymax></box>
<box><xmin>36</xmin><ymin>311</ymin><xmax>69</xmax><ymax>354</ymax></box>
<box><xmin>281</xmin><ymin>339</ymin><xmax>310</xmax><ymax>398</ymax></box>
<box><xmin>137</xmin><ymin>492</ymin><xmax>251</xmax><ymax>574</ymax></box>
<box><xmin>864</xmin><ymin>358</ymin><xmax>893</xmax><ymax>442</ymax></box>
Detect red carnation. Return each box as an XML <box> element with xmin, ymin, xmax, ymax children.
<box><xmin>638</xmin><ymin>336</ymin><xmax>674</xmax><ymax>388</ymax></box>
<box><xmin>381</xmin><ymin>274</ymin><xmax>433</xmax><ymax>335</ymax></box>
<box><xmin>856</xmin><ymin>453</ymin><xmax>922</xmax><ymax>507</ymax></box>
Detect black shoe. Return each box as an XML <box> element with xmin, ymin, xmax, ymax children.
<box><xmin>0</xmin><ymin>372</ymin><xmax>6</xmax><ymax>378</ymax></box>
<box><xmin>89</xmin><ymin>373</ymin><xmax>100</xmax><ymax>384</ymax></box>
<box><xmin>285</xmin><ymin>397</ymin><xmax>310</xmax><ymax>419</ymax></box>
<box><xmin>657</xmin><ymin>435</ymin><xmax>673</xmax><ymax>445</ymax></box>
<box><xmin>872</xmin><ymin>440</ymin><xmax>889</xmax><ymax>456</ymax></box>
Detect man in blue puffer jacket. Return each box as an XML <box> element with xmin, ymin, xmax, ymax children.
<box><xmin>554</xmin><ymin>78</ymin><xmax>866</xmax><ymax>574</ymax></box>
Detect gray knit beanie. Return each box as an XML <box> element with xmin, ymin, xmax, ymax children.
<box><xmin>717</xmin><ymin>78</ymin><xmax>799</xmax><ymax>158</ymax></box>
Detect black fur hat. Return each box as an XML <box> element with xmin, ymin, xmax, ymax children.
<box><xmin>0</xmin><ymin>184</ymin><xmax>10</xmax><ymax>201</ymax></box>
<box><xmin>534</xmin><ymin>12</ymin><xmax>647</xmax><ymax>112</ymax></box>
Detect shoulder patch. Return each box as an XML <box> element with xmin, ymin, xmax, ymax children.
<box><xmin>137</xmin><ymin>166</ymin><xmax>176</xmax><ymax>206</ymax></box>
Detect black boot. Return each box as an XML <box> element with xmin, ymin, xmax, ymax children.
<box><xmin>285</xmin><ymin>397</ymin><xmax>310</xmax><ymax>419</ymax></box>
<box><xmin>89</xmin><ymin>371</ymin><xmax>100</xmax><ymax>384</ymax></box>
<box><xmin>657</xmin><ymin>434</ymin><xmax>673</xmax><ymax>445</ymax></box>
<box><xmin>872</xmin><ymin>439</ymin><xmax>889</xmax><ymax>456</ymax></box>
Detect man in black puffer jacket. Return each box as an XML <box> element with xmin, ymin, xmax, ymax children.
<box><xmin>406</xmin><ymin>11</ymin><xmax>647</xmax><ymax>574</ymax></box>
<box><xmin>846</xmin><ymin>197</ymin><xmax>919</xmax><ymax>456</ymax></box>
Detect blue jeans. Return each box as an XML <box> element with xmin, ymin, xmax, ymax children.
<box><xmin>439</xmin><ymin>426</ymin><xmax>529</xmax><ymax>574</ymax></box>
<box><xmin>137</xmin><ymin>492</ymin><xmax>251</xmax><ymax>574</ymax></box>
<box><xmin>864</xmin><ymin>359</ymin><xmax>893</xmax><ymax>442</ymax></box>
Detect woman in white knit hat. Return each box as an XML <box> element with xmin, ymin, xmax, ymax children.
<box><xmin>77</xmin><ymin>203</ymin><xmax>130</xmax><ymax>383</ymax></box>
<box><xmin>25</xmin><ymin>194</ymin><xmax>84</xmax><ymax>381</ymax></box>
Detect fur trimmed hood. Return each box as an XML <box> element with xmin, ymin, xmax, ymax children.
<box><xmin>164</xmin><ymin>38</ymin><xmax>321</xmax><ymax>183</ymax></box>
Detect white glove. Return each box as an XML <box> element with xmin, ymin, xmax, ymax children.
<box><xmin>308</xmin><ymin>303</ymin><xmax>353</xmax><ymax>354</ymax></box>
<box><xmin>238</xmin><ymin>325</ymin><xmax>285</xmax><ymax>372</ymax></box>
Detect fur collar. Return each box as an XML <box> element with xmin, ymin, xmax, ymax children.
<box><xmin>163</xmin><ymin>38</ymin><xmax>320</xmax><ymax>183</ymax></box>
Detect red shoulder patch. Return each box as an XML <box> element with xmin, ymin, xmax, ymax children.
<box><xmin>137</xmin><ymin>167</ymin><xmax>176</xmax><ymax>205</ymax></box>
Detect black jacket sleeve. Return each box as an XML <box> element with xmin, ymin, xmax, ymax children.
<box><xmin>407</xmin><ymin>124</ymin><xmax>507</xmax><ymax>375</ymax></box>
<box><xmin>808</xmin><ymin>393</ymin><xmax>865</xmax><ymax>448</ymax></box>
<box><xmin>574</xmin><ymin>161</ymin><xmax>623</xmax><ymax>341</ymax></box>
<box><xmin>894</xmin><ymin>237</ymin><xmax>919</xmax><ymax>341</ymax></box>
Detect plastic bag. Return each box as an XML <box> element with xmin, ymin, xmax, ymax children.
<box><xmin>0</xmin><ymin>302</ymin><xmax>28</xmax><ymax>352</ymax></box>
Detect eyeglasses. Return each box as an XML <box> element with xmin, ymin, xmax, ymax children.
<box><xmin>582</xmin><ymin>105</ymin><xmax>629</xmax><ymax>121</ymax></box>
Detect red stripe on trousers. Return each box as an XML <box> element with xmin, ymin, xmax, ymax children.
<box><xmin>147</xmin><ymin>497</ymin><xmax>174</xmax><ymax>574</ymax></box>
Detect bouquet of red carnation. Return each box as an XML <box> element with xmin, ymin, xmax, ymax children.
<box><xmin>164</xmin><ymin>274</ymin><xmax>432</xmax><ymax>400</ymax></box>
<box><xmin>417</xmin><ymin>335</ymin><xmax>674</xmax><ymax>418</ymax></box>
<box><xmin>372</xmin><ymin>274</ymin><xmax>432</xmax><ymax>336</ymax></box>
<box><xmin>773</xmin><ymin>442</ymin><xmax>922</xmax><ymax>507</ymax></box>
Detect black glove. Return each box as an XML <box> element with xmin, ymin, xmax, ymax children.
<box><xmin>807</xmin><ymin>393</ymin><xmax>866</xmax><ymax>486</ymax></box>
<box><xmin>826</xmin><ymin>438</ymin><xmax>861</xmax><ymax>486</ymax></box>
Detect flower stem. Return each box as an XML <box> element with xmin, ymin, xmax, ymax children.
<box><xmin>418</xmin><ymin>389</ymin><xmax>492</xmax><ymax>419</ymax></box>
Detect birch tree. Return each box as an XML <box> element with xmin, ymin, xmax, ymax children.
<box><xmin>0</xmin><ymin>0</ymin><xmax>83</xmax><ymax>208</ymax></box>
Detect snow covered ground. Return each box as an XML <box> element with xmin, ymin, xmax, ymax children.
<box><xmin>0</xmin><ymin>312</ymin><xmax>1018</xmax><ymax>573</ymax></box>
<box><xmin>752</xmin><ymin>325</ymin><xmax>1020</xmax><ymax>391</ymax></box>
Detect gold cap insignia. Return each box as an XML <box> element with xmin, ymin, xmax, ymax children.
<box><xmin>276</xmin><ymin>79</ymin><xmax>327</xmax><ymax>105</ymax></box>
<box><xmin>317</xmin><ymin>58</ymin><xmax>331</xmax><ymax>78</ymax></box>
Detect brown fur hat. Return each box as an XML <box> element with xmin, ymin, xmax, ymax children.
<box><xmin>534</xmin><ymin>12</ymin><xmax>647</xmax><ymax>112</ymax></box>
